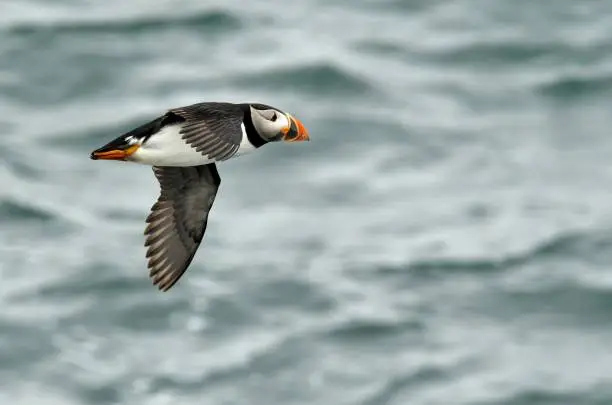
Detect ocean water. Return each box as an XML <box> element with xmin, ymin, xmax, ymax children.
<box><xmin>2</xmin><ymin>0</ymin><xmax>612</xmax><ymax>404</ymax></box>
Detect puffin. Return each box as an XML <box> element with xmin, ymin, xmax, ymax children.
<box><xmin>90</xmin><ymin>102</ymin><xmax>309</xmax><ymax>291</ymax></box>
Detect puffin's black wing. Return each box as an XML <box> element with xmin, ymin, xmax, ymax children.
<box><xmin>144</xmin><ymin>163</ymin><xmax>221</xmax><ymax>291</ymax></box>
<box><xmin>168</xmin><ymin>102</ymin><xmax>245</xmax><ymax>161</ymax></box>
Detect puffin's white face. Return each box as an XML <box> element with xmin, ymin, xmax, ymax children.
<box><xmin>249</xmin><ymin>105</ymin><xmax>309</xmax><ymax>143</ymax></box>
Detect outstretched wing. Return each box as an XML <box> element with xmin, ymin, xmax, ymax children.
<box><xmin>144</xmin><ymin>164</ymin><xmax>221</xmax><ymax>291</ymax></box>
<box><xmin>168</xmin><ymin>102</ymin><xmax>244</xmax><ymax>161</ymax></box>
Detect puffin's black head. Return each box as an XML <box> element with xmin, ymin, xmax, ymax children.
<box><xmin>248</xmin><ymin>104</ymin><xmax>309</xmax><ymax>143</ymax></box>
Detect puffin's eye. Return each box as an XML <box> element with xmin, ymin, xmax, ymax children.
<box><xmin>270</xmin><ymin>112</ymin><xmax>277</xmax><ymax>122</ymax></box>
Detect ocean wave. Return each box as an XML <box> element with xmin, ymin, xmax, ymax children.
<box><xmin>401</xmin><ymin>228</ymin><xmax>612</xmax><ymax>277</ymax></box>
<box><xmin>65</xmin><ymin>383</ymin><xmax>120</xmax><ymax>405</ymax></box>
<box><xmin>360</xmin><ymin>364</ymin><xmax>463</xmax><ymax>405</ymax></box>
<box><xmin>482</xmin><ymin>387</ymin><xmax>612</xmax><ymax>405</ymax></box>
<box><xmin>34</xmin><ymin>268</ymin><xmax>148</xmax><ymax>301</ymax></box>
<box><xmin>415</xmin><ymin>40</ymin><xmax>554</xmax><ymax>67</ymax></box>
<box><xmin>0</xmin><ymin>200</ymin><xmax>55</xmax><ymax>223</ymax></box>
<box><xmin>538</xmin><ymin>71</ymin><xmax>612</xmax><ymax>100</ymax></box>
<box><xmin>248</xmin><ymin>278</ymin><xmax>336</xmax><ymax>314</ymax></box>
<box><xmin>0</xmin><ymin>157</ymin><xmax>42</xmax><ymax>181</ymax></box>
<box><xmin>0</xmin><ymin>318</ymin><xmax>54</xmax><ymax>372</ymax></box>
<box><xmin>490</xmin><ymin>281</ymin><xmax>612</xmax><ymax>326</ymax></box>
<box><xmin>138</xmin><ymin>330</ymin><xmax>304</xmax><ymax>392</ymax></box>
<box><xmin>352</xmin><ymin>40</ymin><xmax>408</xmax><ymax>58</ymax></box>
<box><xmin>44</xmin><ymin>121</ymin><xmax>137</xmax><ymax>151</ymax></box>
<box><xmin>226</xmin><ymin>62</ymin><xmax>375</xmax><ymax>97</ymax></box>
<box><xmin>323</xmin><ymin>316</ymin><xmax>423</xmax><ymax>342</ymax></box>
<box><xmin>5</xmin><ymin>10</ymin><xmax>242</xmax><ymax>36</ymax></box>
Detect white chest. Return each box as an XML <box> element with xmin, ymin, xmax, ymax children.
<box><xmin>130</xmin><ymin>123</ymin><xmax>255</xmax><ymax>167</ymax></box>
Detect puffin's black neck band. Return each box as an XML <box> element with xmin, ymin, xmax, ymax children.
<box><xmin>241</xmin><ymin>104</ymin><xmax>268</xmax><ymax>148</ymax></box>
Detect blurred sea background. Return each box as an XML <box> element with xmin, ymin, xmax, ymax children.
<box><xmin>2</xmin><ymin>1</ymin><xmax>612</xmax><ymax>404</ymax></box>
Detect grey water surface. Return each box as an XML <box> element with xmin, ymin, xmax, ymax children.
<box><xmin>2</xmin><ymin>1</ymin><xmax>612</xmax><ymax>404</ymax></box>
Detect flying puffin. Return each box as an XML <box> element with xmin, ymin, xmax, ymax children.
<box><xmin>90</xmin><ymin>102</ymin><xmax>309</xmax><ymax>291</ymax></box>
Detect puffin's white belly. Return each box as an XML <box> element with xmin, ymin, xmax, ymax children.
<box><xmin>130</xmin><ymin>123</ymin><xmax>254</xmax><ymax>167</ymax></box>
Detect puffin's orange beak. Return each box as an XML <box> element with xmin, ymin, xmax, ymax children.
<box><xmin>281</xmin><ymin>114</ymin><xmax>309</xmax><ymax>142</ymax></box>
<box><xmin>90</xmin><ymin>138</ymin><xmax>140</xmax><ymax>161</ymax></box>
